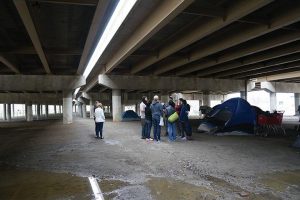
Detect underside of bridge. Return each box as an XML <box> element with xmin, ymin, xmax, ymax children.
<box><xmin>0</xmin><ymin>0</ymin><xmax>300</xmax><ymax>199</ymax></box>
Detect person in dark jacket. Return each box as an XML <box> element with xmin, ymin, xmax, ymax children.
<box><xmin>176</xmin><ymin>98</ymin><xmax>185</xmax><ymax>139</ymax></box>
<box><xmin>165</xmin><ymin>100</ymin><xmax>176</xmax><ymax>141</ymax></box>
<box><xmin>180</xmin><ymin>99</ymin><xmax>192</xmax><ymax>140</ymax></box>
<box><xmin>150</xmin><ymin>95</ymin><xmax>163</xmax><ymax>142</ymax></box>
<box><xmin>145</xmin><ymin>100</ymin><xmax>153</xmax><ymax>141</ymax></box>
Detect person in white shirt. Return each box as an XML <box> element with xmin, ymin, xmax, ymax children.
<box><xmin>140</xmin><ymin>96</ymin><xmax>148</xmax><ymax>139</ymax></box>
<box><xmin>94</xmin><ymin>102</ymin><xmax>105</xmax><ymax>139</ymax></box>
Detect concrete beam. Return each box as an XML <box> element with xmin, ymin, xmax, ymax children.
<box><xmin>2</xmin><ymin>46</ymin><xmax>82</xmax><ymax>55</ymax></box>
<box><xmin>198</xmin><ymin>41</ymin><xmax>300</xmax><ymax>77</ymax></box>
<box><xmin>0</xmin><ymin>55</ymin><xmax>21</xmax><ymax>74</ymax></box>
<box><xmin>256</xmin><ymin>71</ymin><xmax>300</xmax><ymax>82</ymax></box>
<box><xmin>81</xmin><ymin>92</ymin><xmax>91</xmax><ymax>100</ymax></box>
<box><xmin>82</xmin><ymin>76</ymin><xmax>98</xmax><ymax>92</ymax></box>
<box><xmin>77</xmin><ymin>0</ymin><xmax>110</xmax><ymax>75</ymax></box>
<box><xmin>0</xmin><ymin>93</ymin><xmax>62</xmax><ymax>104</ymax></box>
<box><xmin>13</xmin><ymin>0</ymin><xmax>51</xmax><ymax>74</ymax></box>
<box><xmin>105</xmin><ymin>0</ymin><xmax>193</xmax><ymax>73</ymax></box>
<box><xmin>249</xmin><ymin>81</ymin><xmax>300</xmax><ymax>93</ymax></box>
<box><xmin>0</xmin><ymin>75</ymin><xmax>85</xmax><ymax>91</ymax></box>
<box><xmin>156</xmin><ymin>5</ymin><xmax>300</xmax><ymax>75</ymax></box>
<box><xmin>131</xmin><ymin>0</ymin><xmax>273</xmax><ymax>74</ymax></box>
<box><xmin>98</xmin><ymin>75</ymin><xmax>244</xmax><ymax>92</ymax></box>
<box><xmin>218</xmin><ymin>54</ymin><xmax>300</xmax><ymax>78</ymax></box>
<box><xmin>177</xmin><ymin>31</ymin><xmax>300</xmax><ymax>76</ymax></box>
<box><xmin>238</xmin><ymin>65</ymin><xmax>300</xmax><ymax>80</ymax></box>
<box><xmin>34</xmin><ymin>0</ymin><xmax>98</xmax><ymax>6</ymax></box>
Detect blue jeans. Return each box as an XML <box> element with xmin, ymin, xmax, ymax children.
<box><xmin>145</xmin><ymin>119</ymin><xmax>152</xmax><ymax>139</ymax></box>
<box><xmin>141</xmin><ymin>119</ymin><xmax>147</xmax><ymax>139</ymax></box>
<box><xmin>168</xmin><ymin>122</ymin><xmax>177</xmax><ymax>141</ymax></box>
<box><xmin>152</xmin><ymin>116</ymin><xmax>161</xmax><ymax>141</ymax></box>
<box><xmin>95</xmin><ymin>122</ymin><xmax>104</xmax><ymax>137</ymax></box>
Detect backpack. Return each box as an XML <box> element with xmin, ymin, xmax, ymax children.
<box><xmin>186</xmin><ymin>104</ymin><xmax>190</xmax><ymax>111</ymax></box>
<box><xmin>145</xmin><ymin>105</ymin><xmax>152</xmax><ymax>118</ymax></box>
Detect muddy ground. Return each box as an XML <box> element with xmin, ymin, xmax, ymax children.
<box><xmin>0</xmin><ymin>118</ymin><xmax>299</xmax><ymax>199</ymax></box>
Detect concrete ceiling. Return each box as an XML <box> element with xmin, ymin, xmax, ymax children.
<box><xmin>1</xmin><ymin>0</ymin><xmax>300</xmax><ymax>94</ymax></box>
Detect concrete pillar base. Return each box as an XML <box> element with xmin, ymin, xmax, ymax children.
<box><xmin>26</xmin><ymin>103</ymin><xmax>33</xmax><ymax>122</ymax></box>
<box><xmin>7</xmin><ymin>104</ymin><xmax>11</xmax><ymax>121</ymax></box>
<box><xmin>90</xmin><ymin>99</ymin><xmax>94</xmax><ymax>119</ymax></box>
<box><xmin>82</xmin><ymin>103</ymin><xmax>87</xmax><ymax>118</ymax></box>
<box><xmin>270</xmin><ymin>92</ymin><xmax>277</xmax><ymax>112</ymax></box>
<box><xmin>112</xmin><ymin>89</ymin><xmax>122</xmax><ymax>122</ymax></box>
<box><xmin>63</xmin><ymin>90</ymin><xmax>73</xmax><ymax>124</ymax></box>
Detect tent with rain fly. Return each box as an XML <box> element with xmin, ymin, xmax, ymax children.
<box><xmin>122</xmin><ymin>110</ymin><xmax>140</xmax><ymax>121</ymax></box>
<box><xmin>198</xmin><ymin>98</ymin><xmax>256</xmax><ymax>134</ymax></box>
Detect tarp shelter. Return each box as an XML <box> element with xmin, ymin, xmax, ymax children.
<box><xmin>122</xmin><ymin>110</ymin><xmax>140</xmax><ymax>121</ymax></box>
<box><xmin>198</xmin><ymin>98</ymin><xmax>256</xmax><ymax>133</ymax></box>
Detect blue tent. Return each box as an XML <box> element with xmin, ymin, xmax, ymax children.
<box><xmin>198</xmin><ymin>98</ymin><xmax>256</xmax><ymax>133</ymax></box>
<box><xmin>122</xmin><ymin>110</ymin><xmax>140</xmax><ymax>121</ymax></box>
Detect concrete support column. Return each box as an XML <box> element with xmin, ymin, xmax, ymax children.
<box><xmin>37</xmin><ymin>104</ymin><xmax>41</xmax><ymax>120</ymax></box>
<box><xmin>77</xmin><ymin>103</ymin><xmax>83</xmax><ymax>117</ymax></box>
<box><xmin>3</xmin><ymin>104</ymin><xmax>7</xmax><ymax>120</ymax></box>
<box><xmin>112</xmin><ymin>89</ymin><xmax>122</xmax><ymax>121</ymax></box>
<box><xmin>26</xmin><ymin>102</ymin><xmax>33</xmax><ymax>122</ymax></box>
<box><xmin>295</xmin><ymin>93</ymin><xmax>300</xmax><ymax>115</ymax></box>
<box><xmin>161</xmin><ymin>92</ymin><xmax>169</xmax><ymax>104</ymax></box>
<box><xmin>270</xmin><ymin>92</ymin><xmax>277</xmax><ymax>112</ymax></box>
<box><xmin>240</xmin><ymin>91</ymin><xmax>246</xmax><ymax>100</ymax></box>
<box><xmin>54</xmin><ymin>105</ymin><xmax>57</xmax><ymax>115</ymax></box>
<box><xmin>12</xmin><ymin>104</ymin><xmax>14</xmax><ymax>117</ymax></box>
<box><xmin>203</xmin><ymin>93</ymin><xmax>210</xmax><ymax>107</ymax></box>
<box><xmin>59</xmin><ymin>105</ymin><xmax>62</xmax><ymax>114</ymax></box>
<box><xmin>63</xmin><ymin>90</ymin><xmax>73</xmax><ymax>124</ymax></box>
<box><xmin>89</xmin><ymin>99</ymin><xmax>94</xmax><ymax>119</ymax></box>
<box><xmin>7</xmin><ymin>104</ymin><xmax>11</xmax><ymax>121</ymax></box>
<box><xmin>45</xmin><ymin>104</ymin><xmax>49</xmax><ymax>118</ymax></box>
<box><xmin>82</xmin><ymin>103</ymin><xmax>87</xmax><ymax>118</ymax></box>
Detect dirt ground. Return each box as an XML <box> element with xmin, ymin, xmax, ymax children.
<box><xmin>0</xmin><ymin>118</ymin><xmax>299</xmax><ymax>200</ymax></box>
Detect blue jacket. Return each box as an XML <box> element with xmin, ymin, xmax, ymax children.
<box><xmin>180</xmin><ymin>104</ymin><xmax>189</xmax><ymax>122</ymax></box>
<box><xmin>165</xmin><ymin>105</ymin><xmax>175</xmax><ymax>118</ymax></box>
<box><xmin>151</xmin><ymin>101</ymin><xmax>163</xmax><ymax>119</ymax></box>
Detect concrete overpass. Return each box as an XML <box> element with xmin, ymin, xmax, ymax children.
<box><xmin>1</xmin><ymin>0</ymin><xmax>300</xmax><ymax>122</ymax></box>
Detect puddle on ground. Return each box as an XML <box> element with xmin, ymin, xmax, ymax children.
<box><xmin>98</xmin><ymin>179</ymin><xmax>130</xmax><ymax>199</ymax></box>
<box><xmin>260</xmin><ymin>170</ymin><xmax>300</xmax><ymax>192</ymax></box>
<box><xmin>104</xmin><ymin>140</ymin><xmax>120</xmax><ymax>145</ymax></box>
<box><xmin>146</xmin><ymin>177</ymin><xmax>219</xmax><ymax>200</ymax></box>
<box><xmin>204</xmin><ymin>174</ymin><xmax>283</xmax><ymax>200</ymax></box>
<box><xmin>0</xmin><ymin>166</ymin><xmax>92</xmax><ymax>200</ymax></box>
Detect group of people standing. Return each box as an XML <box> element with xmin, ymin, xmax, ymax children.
<box><xmin>140</xmin><ymin>95</ymin><xmax>192</xmax><ymax>142</ymax></box>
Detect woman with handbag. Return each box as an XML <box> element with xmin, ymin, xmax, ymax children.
<box><xmin>166</xmin><ymin>100</ymin><xmax>177</xmax><ymax>141</ymax></box>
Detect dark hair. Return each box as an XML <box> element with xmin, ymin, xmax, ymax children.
<box><xmin>179</xmin><ymin>98</ymin><xmax>184</xmax><ymax>102</ymax></box>
<box><xmin>169</xmin><ymin>100</ymin><xmax>175</xmax><ymax>108</ymax></box>
<box><xmin>142</xmin><ymin>96</ymin><xmax>147</xmax><ymax>101</ymax></box>
<box><xmin>182</xmin><ymin>99</ymin><xmax>187</xmax><ymax>105</ymax></box>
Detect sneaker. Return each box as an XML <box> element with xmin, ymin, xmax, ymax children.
<box><xmin>146</xmin><ymin>138</ymin><xmax>149</xmax><ymax>141</ymax></box>
<box><xmin>141</xmin><ymin>137</ymin><xmax>146</xmax><ymax>139</ymax></box>
<box><xmin>181</xmin><ymin>137</ymin><xmax>186</xmax><ymax>140</ymax></box>
<box><xmin>149</xmin><ymin>138</ymin><xmax>153</xmax><ymax>141</ymax></box>
<box><xmin>100</xmin><ymin>137</ymin><xmax>104</xmax><ymax>139</ymax></box>
<box><xmin>95</xmin><ymin>136</ymin><xmax>99</xmax><ymax>139</ymax></box>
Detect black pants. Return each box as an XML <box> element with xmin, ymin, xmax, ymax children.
<box><xmin>95</xmin><ymin>122</ymin><xmax>104</xmax><ymax>137</ymax></box>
